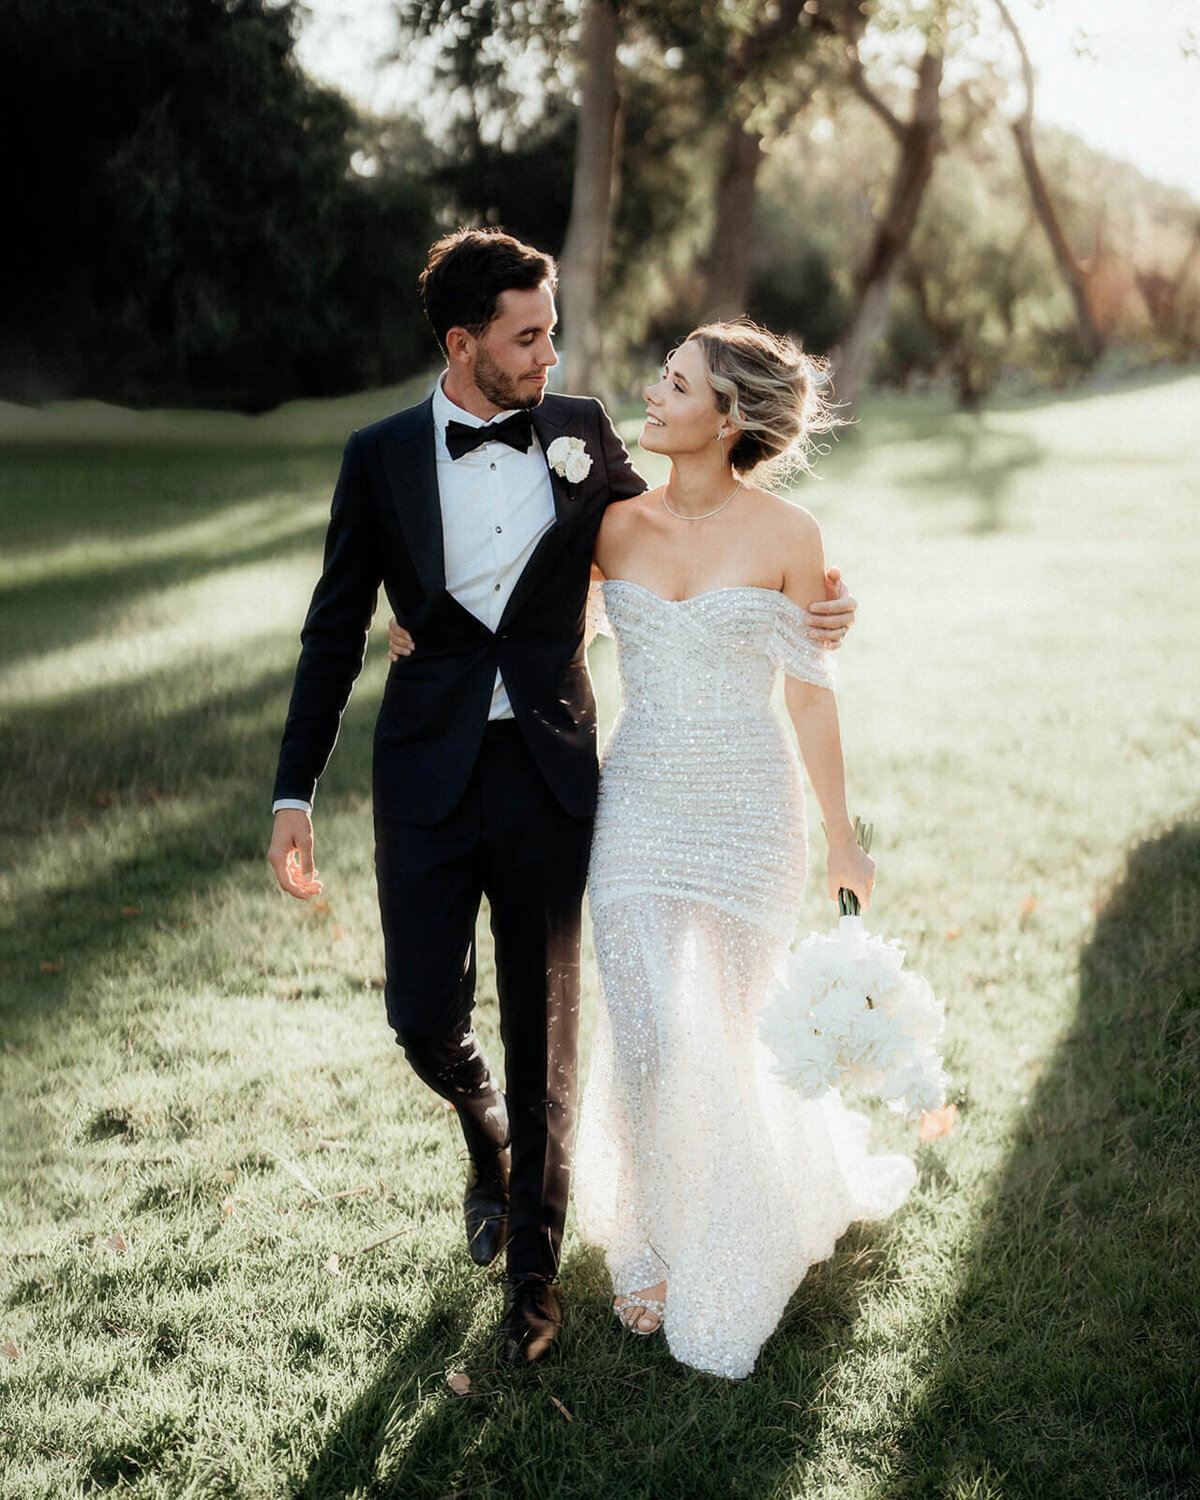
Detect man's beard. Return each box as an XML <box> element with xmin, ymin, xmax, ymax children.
<box><xmin>474</xmin><ymin>347</ymin><xmax>543</xmax><ymax>411</ymax></box>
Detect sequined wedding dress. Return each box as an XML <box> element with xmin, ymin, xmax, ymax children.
<box><xmin>574</xmin><ymin>580</ymin><xmax>916</xmax><ymax>1380</ymax></box>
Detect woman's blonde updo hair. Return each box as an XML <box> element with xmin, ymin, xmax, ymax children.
<box><xmin>686</xmin><ymin>318</ymin><xmax>839</xmax><ymax>481</ymax></box>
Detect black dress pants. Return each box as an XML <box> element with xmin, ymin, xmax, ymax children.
<box><xmin>375</xmin><ymin>721</ymin><xmax>593</xmax><ymax>1281</ymax></box>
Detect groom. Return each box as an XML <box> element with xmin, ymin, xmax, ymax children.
<box><xmin>268</xmin><ymin>228</ymin><xmax>856</xmax><ymax>1365</ymax></box>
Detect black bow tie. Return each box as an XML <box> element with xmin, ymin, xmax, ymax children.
<box><xmin>445</xmin><ymin>411</ymin><xmax>533</xmax><ymax>461</ymax></box>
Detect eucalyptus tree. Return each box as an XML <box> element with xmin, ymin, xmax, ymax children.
<box><xmin>992</xmin><ymin>0</ymin><xmax>1102</xmax><ymax>361</ymax></box>
<box><xmin>820</xmin><ymin>0</ymin><xmax>952</xmax><ymax>407</ymax></box>
<box><xmin>686</xmin><ymin>0</ymin><xmax>866</xmax><ymax>324</ymax></box>
<box><xmin>396</xmin><ymin>0</ymin><xmax>607</xmax><ymax>387</ymax></box>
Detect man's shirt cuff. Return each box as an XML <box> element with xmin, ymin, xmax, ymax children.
<box><xmin>272</xmin><ymin>799</ymin><xmax>312</xmax><ymax>814</ymax></box>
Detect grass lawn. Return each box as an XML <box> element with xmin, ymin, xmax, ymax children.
<box><xmin>1</xmin><ymin>372</ymin><xmax>1197</xmax><ymax>1498</ymax></box>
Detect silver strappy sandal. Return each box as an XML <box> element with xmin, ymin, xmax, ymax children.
<box><xmin>613</xmin><ymin>1287</ymin><xmax>666</xmax><ymax>1336</ymax></box>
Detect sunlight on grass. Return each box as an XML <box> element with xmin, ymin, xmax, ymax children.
<box><xmin>1</xmin><ymin>372</ymin><xmax>1197</xmax><ymax>1499</ymax></box>
<box><xmin>0</xmin><ymin>494</ymin><xmax>329</xmax><ymax>590</ymax></box>
<box><xmin>0</xmin><ymin>556</ymin><xmax>331</xmax><ymax>704</ymax></box>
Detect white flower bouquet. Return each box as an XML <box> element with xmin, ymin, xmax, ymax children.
<box><xmin>760</xmin><ymin>821</ymin><xmax>949</xmax><ymax>1119</ymax></box>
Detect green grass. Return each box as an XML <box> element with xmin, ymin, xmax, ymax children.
<box><xmin>1</xmin><ymin>372</ymin><xmax>1198</xmax><ymax>1498</ymax></box>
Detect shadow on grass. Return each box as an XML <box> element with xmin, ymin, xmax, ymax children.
<box><xmin>897</xmin><ymin>420</ymin><xmax>1046</xmax><ymax>535</ymax></box>
<box><xmin>884</xmin><ymin>819</ymin><xmax>1200</xmax><ymax>1499</ymax></box>
<box><xmin>292</xmin><ymin>1222</ymin><xmax>904</xmax><ymax>1500</ymax></box>
<box><xmin>823</xmin><ymin>407</ymin><xmax>1048</xmax><ymax>535</ymax></box>
<box><xmin>0</xmin><ymin>656</ymin><xmax>380</xmax><ymax>1040</ymax></box>
<box><xmin>0</xmin><ymin>444</ymin><xmax>336</xmax><ymax>668</ymax></box>
<box><xmin>0</xmin><ymin>443</ymin><xmax>338</xmax><ymax>552</ymax></box>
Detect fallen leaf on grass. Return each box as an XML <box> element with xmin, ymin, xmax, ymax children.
<box><xmin>446</xmin><ymin>1372</ymin><xmax>473</xmax><ymax>1396</ymax></box>
<box><xmin>2</xmin><ymin>1339</ymin><xmax>20</xmax><ymax>1361</ymax></box>
<box><xmin>323</xmin><ymin>1253</ymin><xmax>341</xmax><ymax>1275</ymax></box>
<box><xmin>1020</xmin><ymin>896</ymin><xmax>1037</xmax><ymax>915</ymax></box>
<box><xmin>222</xmin><ymin>1196</ymin><xmax>236</xmax><ymax>1217</ymax></box>
<box><xmin>919</xmin><ymin>1104</ymin><xmax>958</xmax><ymax>1142</ymax></box>
<box><xmin>299</xmin><ymin>1185</ymin><xmax>372</xmax><ymax>1210</ymax></box>
<box><xmin>221</xmin><ymin>1170</ymin><xmax>236</xmax><ymax>1185</ymax></box>
<box><xmin>943</xmin><ymin>926</ymin><xmax>962</xmax><ymax>941</ymax></box>
<box><xmin>120</xmin><ymin>905</ymin><xmax>143</xmax><ymax>918</ymax></box>
<box><xmin>39</xmin><ymin>961</ymin><xmax>61</xmax><ymax>974</ymax></box>
<box><xmin>101</xmin><ymin>1231</ymin><xmax>127</xmax><ymax>1253</ymax></box>
<box><xmin>339</xmin><ymin>1227</ymin><xmax>411</xmax><ymax>1261</ymax></box>
<box><xmin>101</xmin><ymin>1319</ymin><xmax>140</xmax><ymax>1338</ymax></box>
<box><xmin>312</xmin><ymin>901</ymin><xmax>332</xmax><ymax>914</ymax></box>
<box><xmin>549</xmin><ymin>1396</ymin><xmax>574</xmax><ymax>1422</ymax></box>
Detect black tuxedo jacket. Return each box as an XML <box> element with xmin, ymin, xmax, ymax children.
<box><xmin>273</xmin><ymin>391</ymin><xmax>646</xmax><ymax>826</ymax></box>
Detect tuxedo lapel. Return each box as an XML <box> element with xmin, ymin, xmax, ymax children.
<box><xmin>531</xmin><ymin>400</ymin><xmax>574</xmax><ymax>526</ymax></box>
<box><xmin>498</xmin><ymin>398</ymin><xmax>584</xmax><ymax>630</ymax></box>
<box><xmin>379</xmin><ymin>398</ymin><xmax>445</xmax><ymax>598</ymax></box>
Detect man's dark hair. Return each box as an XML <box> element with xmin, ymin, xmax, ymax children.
<box><xmin>420</xmin><ymin>228</ymin><xmax>558</xmax><ymax>353</ymax></box>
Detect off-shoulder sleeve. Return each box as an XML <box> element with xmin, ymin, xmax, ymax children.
<box><xmin>586</xmin><ymin>579</ymin><xmax>613</xmax><ymax>640</ymax></box>
<box><xmin>767</xmin><ymin>595</ymin><xmax>836</xmax><ymax>690</ymax></box>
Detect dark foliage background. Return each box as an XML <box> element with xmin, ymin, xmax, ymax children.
<box><xmin>2</xmin><ymin>0</ymin><xmax>440</xmax><ymax>410</ymax></box>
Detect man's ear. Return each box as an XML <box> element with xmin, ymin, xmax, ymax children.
<box><xmin>445</xmin><ymin>326</ymin><xmax>474</xmax><ymax>366</ymax></box>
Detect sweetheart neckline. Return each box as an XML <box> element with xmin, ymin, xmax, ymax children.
<box><xmin>602</xmin><ymin>579</ymin><xmax>787</xmax><ymax>608</ymax></box>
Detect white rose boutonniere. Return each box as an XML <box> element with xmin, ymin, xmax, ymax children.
<box><xmin>546</xmin><ymin>435</ymin><xmax>593</xmax><ymax>486</ymax></box>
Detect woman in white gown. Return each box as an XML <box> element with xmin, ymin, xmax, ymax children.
<box><xmin>573</xmin><ymin>321</ymin><xmax>915</xmax><ymax>1379</ymax></box>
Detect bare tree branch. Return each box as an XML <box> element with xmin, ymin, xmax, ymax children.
<box><xmin>844</xmin><ymin>41</ymin><xmax>907</xmax><ymax>143</ymax></box>
<box><xmin>993</xmin><ymin>0</ymin><xmax>1103</xmax><ymax>359</ymax></box>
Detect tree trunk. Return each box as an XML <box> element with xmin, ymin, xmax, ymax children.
<box><xmin>994</xmin><ymin>0</ymin><xmax>1103</xmax><ymax>362</ymax></box>
<box><xmin>1136</xmin><ymin>218</ymin><xmax>1200</xmax><ymax>347</ymax></box>
<box><xmin>833</xmin><ymin>47</ymin><xmax>943</xmax><ymax>408</ymax></box>
<box><xmin>1008</xmin><ymin>121</ymin><xmax>1102</xmax><ymax>361</ymax></box>
<box><xmin>559</xmin><ymin>0</ymin><xmax>621</xmax><ymax>395</ymax></box>
<box><xmin>692</xmin><ymin>0</ymin><xmax>812</xmax><ymax>323</ymax></box>
<box><xmin>701</xmin><ymin>121</ymin><xmax>764</xmax><ymax>322</ymax></box>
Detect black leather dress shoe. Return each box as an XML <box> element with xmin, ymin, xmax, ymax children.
<box><xmin>463</xmin><ymin>1159</ymin><xmax>508</xmax><ymax>1268</ymax></box>
<box><xmin>502</xmin><ymin>1278</ymin><xmax>562</xmax><ymax>1367</ymax></box>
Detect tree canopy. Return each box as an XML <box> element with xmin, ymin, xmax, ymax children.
<box><xmin>5</xmin><ymin>0</ymin><xmax>1196</xmax><ymax>411</ymax></box>
<box><xmin>3</xmin><ymin>0</ymin><xmax>439</xmax><ymax>409</ymax></box>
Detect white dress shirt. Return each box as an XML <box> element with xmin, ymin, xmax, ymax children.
<box><xmin>432</xmin><ymin>376</ymin><xmax>556</xmax><ymax>719</ymax></box>
<box><xmin>273</xmin><ymin>377</ymin><xmax>556</xmax><ymax>813</ymax></box>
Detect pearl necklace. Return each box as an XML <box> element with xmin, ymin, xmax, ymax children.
<box><xmin>661</xmin><ymin>478</ymin><xmax>742</xmax><ymax>521</ymax></box>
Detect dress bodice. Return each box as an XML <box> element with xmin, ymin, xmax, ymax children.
<box><xmin>601</xmin><ymin>580</ymin><xmax>834</xmax><ymax>720</ymax></box>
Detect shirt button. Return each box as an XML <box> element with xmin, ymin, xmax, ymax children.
<box><xmin>490</xmin><ymin>462</ymin><xmax>497</xmax><ymax>470</ymax></box>
<box><xmin>494</xmin><ymin>583</ymin><xmax>502</xmax><ymax>592</ymax></box>
<box><xmin>495</xmin><ymin>526</ymin><xmax>502</xmax><ymax>534</ymax></box>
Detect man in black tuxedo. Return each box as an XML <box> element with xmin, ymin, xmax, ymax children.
<box><xmin>268</xmin><ymin>229</ymin><xmax>855</xmax><ymax>1365</ymax></box>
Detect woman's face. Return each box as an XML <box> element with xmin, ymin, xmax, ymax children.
<box><xmin>640</xmin><ymin>340</ymin><xmax>726</xmax><ymax>459</ymax></box>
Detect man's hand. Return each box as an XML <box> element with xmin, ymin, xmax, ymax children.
<box><xmin>268</xmin><ymin>809</ymin><xmax>323</xmax><ymax>900</ymax></box>
<box><xmin>804</xmin><ymin>565</ymin><xmax>858</xmax><ymax>650</ymax></box>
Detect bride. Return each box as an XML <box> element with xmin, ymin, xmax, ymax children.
<box><xmin>573</xmin><ymin>320</ymin><xmax>915</xmax><ymax>1379</ymax></box>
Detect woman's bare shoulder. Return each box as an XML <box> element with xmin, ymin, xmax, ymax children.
<box><xmin>599</xmin><ymin>486</ymin><xmax>662</xmax><ymax>536</ymax></box>
<box><xmin>743</xmin><ymin>485</ymin><xmax>821</xmax><ymax>550</ymax></box>
<box><xmin>595</xmin><ymin>486</ymin><xmax>663</xmax><ymax>574</ymax></box>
